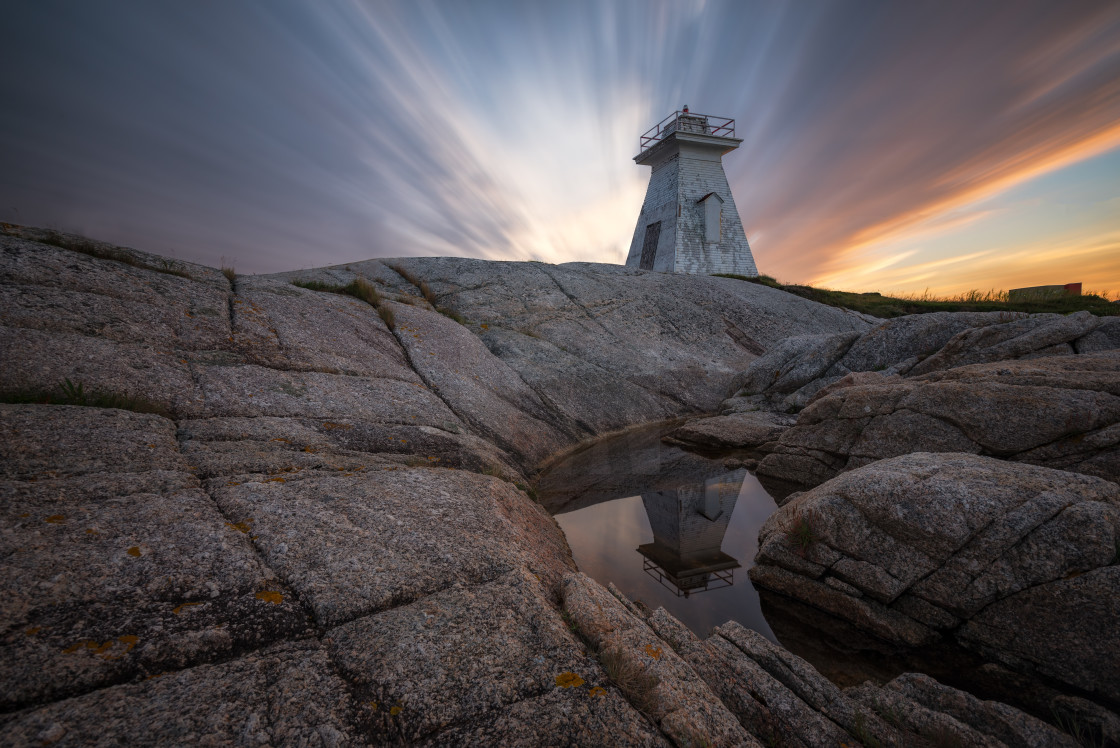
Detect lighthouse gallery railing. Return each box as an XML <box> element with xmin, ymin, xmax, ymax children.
<box><xmin>638</xmin><ymin>111</ymin><xmax>736</xmax><ymax>152</ymax></box>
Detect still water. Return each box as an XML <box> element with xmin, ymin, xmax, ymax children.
<box><xmin>538</xmin><ymin>421</ymin><xmax>779</xmax><ymax>641</ymax></box>
<box><xmin>537</xmin><ymin>421</ymin><xmax>1006</xmax><ymax>702</ymax></box>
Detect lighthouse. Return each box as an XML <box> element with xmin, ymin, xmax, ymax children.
<box><xmin>625</xmin><ymin>107</ymin><xmax>758</xmax><ymax>276</ymax></box>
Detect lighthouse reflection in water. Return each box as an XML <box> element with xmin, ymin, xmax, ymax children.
<box><xmin>540</xmin><ymin>424</ymin><xmax>779</xmax><ymax>640</ymax></box>
<box><xmin>638</xmin><ymin>471</ymin><xmax>744</xmax><ymax>597</ymax></box>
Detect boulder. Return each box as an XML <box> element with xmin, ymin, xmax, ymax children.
<box><xmin>729</xmin><ymin>311</ymin><xmax>1115</xmax><ymax>413</ymax></box>
<box><xmin>661</xmin><ymin>412</ymin><xmax>795</xmax><ymax>454</ymax></box>
<box><xmin>750</xmin><ymin>452</ymin><xmax>1120</xmax><ymax>702</ymax></box>
<box><xmin>756</xmin><ymin>352</ymin><xmax>1120</xmax><ymax>496</ymax></box>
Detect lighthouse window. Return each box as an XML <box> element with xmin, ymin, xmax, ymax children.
<box><xmin>639</xmin><ymin>221</ymin><xmax>661</xmax><ymax>270</ymax></box>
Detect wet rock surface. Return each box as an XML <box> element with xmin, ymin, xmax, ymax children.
<box><xmin>564</xmin><ymin>572</ymin><xmax>1074</xmax><ymax>748</ymax></box>
<box><xmin>2</xmin><ymin>227</ymin><xmax>1115</xmax><ymax>745</ymax></box>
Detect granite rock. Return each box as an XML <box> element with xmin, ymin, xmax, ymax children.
<box><xmin>751</xmin><ymin>452</ymin><xmax>1120</xmax><ymax>700</ymax></box>
<box><xmin>756</xmin><ymin>352</ymin><xmax>1120</xmax><ymax>496</ymax></box>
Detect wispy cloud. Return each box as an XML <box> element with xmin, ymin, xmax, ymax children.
<box><xmin>0</xmin><ymin>0</ymin><xmax>1117</xmax><ymax>292</ymax></box>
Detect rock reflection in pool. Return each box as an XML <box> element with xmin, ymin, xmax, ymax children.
<box><xmin>539</xmin><ymin>423</ymin><xmax>779</xmax><ymax>641</ymax></box>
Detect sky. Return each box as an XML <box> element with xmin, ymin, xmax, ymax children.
<box><xmin>2</xmin><ymin>0</ymin><xmax>1119</xmax><ymax>296</ymax></box>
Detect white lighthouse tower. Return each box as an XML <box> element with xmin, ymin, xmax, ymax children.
<box><xmin>625</xmin><ymin>107</ymin><xmax>758</xmax><ymax>276</ymax></box>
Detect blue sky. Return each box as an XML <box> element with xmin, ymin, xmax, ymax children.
<box><xmin>2</xmin><ymin>0</ymin><xmax>1118</xmax><ymax>294</ymax></box>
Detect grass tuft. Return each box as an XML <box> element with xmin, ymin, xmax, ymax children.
<box><xmin>0</xmin><ymin>379</ymin><xmax>171</xmax><ymax>417</ymax></box>
<box><xmin>377</xmin><ymin>304</ymin><xmax>395</xmax><ymax>330</ymax></box>
<box><xmin>713</xmin><ymin>274</ymin><xmax>1119</xmax><ymax>318</ymax></box>
<box><xmin>849</xmin><ymin>712</ymin><xmax>883</xmax><ymax>748</ymax></box>
<box><xmin>292</xmin><ymin>277</ymin><xmax>394</xmax><ymax>329</ymax></box>
<box><xmin>387</xmin><ymin>264</ymin><xmax>467</xmax><ymax>325</ymax></box>
<box><xmin>786</xmin><ymin>507</ymin><xmax>821</xmax><ymax>557</ymax></box>
<box><xmin>221</xmin><ymin>265</ymin><xmax>236</xmax><ymax>283</ymax></box>
<box><xmin>34</xmin><ymin>229</ymin><xmax>193</xmax><ymax>279</ymax></box>
<box><xmin>598</xmin><ymin>648</ymin><xmax>661</xmax><ymax>717</ymax></box>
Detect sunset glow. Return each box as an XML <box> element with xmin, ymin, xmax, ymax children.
<box><xmin>2</xmin><ymin>1</ymin><xmax>1118</xmax><ymax>295</ymax></box>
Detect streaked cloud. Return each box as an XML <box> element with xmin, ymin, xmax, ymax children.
<box><xmin>1</xmin><ymin>0</ymin><xmax>1117</xmax><ymax>294</ymax></box>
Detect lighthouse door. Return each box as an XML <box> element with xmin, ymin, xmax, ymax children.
<box><xmin>639</xmin><ymin>221</ymin><xmax>661</xmax><ymax>270</ymax></box>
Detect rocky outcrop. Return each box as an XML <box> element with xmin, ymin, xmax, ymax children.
<box><xmin>563</xmin><ymin>573</ymin><xmax>1075</xmax><ymax>748</ymax></box>
<box><xmin>2</xmin><ymin>226</ymin><xmax>1110</xmax><ymax>745</ymax></box>
<box><xmin>661</xmin><ymin>411</ymin><xmax>796</xmax><ymax>455</ymax></box>
<box><xmin>0</xmin><ymin>228</ymin><xmax>881</xmax><ymax>745</ymax></box>
<box><xmin>0</xmin><ymin>228</ymin><xmax>869</xmax><ymax>477</ymax></box>
<box><xmin>755</xmin><ymin>352</ymin><xmax>1120</xmax><ymax>497</ymax></box>
<box><xmin>729</xmin><ymin>311</ymin><xmax>1115</xmax><ymax>413</ymax></box>
<box><xmin>750</xmin><ymin>452</ymin><xmax>1120</xmax><ymax>705</ymax></box>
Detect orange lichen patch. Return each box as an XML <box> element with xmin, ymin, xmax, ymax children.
<box><xmin>427</xmin><ymin>456</ymin><xmax>439</xmax><ymax>461</ymax></box>
<box><xmin>172</xmin><ymin>602</ymin><xmax>203</xmax><ymax>615</ymax></box>
<box><xmin>321</xmin><ymin>422</ymin><xmax>352</xmax><ymax>430</ymax></box>
<box><xmin>644</xmin><ymin>644</ymin><xmax>663</xmax><ymax>660</ymax></box>
<box><xmin>255</xmin><ymin>590</ymin><xmax>283</xmax><ymax>605</ymax></box>
<box><xmin>303</xmin><ymin>446</ymin><xmax>317</xmax><ymax>453</ymax></box>
<box><xmin>263</xmin><ymin>477</ymin><xmax>286</xmax><ymax>484</ymax></box>
<box><xmin>271</xmin><ymin>437</ymin><xmax>291</xmax><ymax>443</ymax></box>
<box><xmin>480</xmin><ymin>323</ymin><xmax>489</xmax><ymax>330</ymax></box>
<box><xmin>389</xmin><ymin>705</ymin><xmax>402</xmax><ymax>716</ymax></box>
<box><xmin>226</xmin><ymin>481</ymin><xmax>241</xmax><ymax>487</ymax></box>
<box><xmin>147</xmin><ymin>443</ymin><xmax>156</xmax><ymax>448</ymax></box>
<box><xmin>19</xmin><ymin>512</ymin><xmax>30</xmax><ymax>518</ymax></box>
<box><xmin>25</xmin><ymin>627</ymin><xmax>41</xmax><ymax>636</ymax></box>
<box><xmin>127</xmin><ymin>546</ymin><xmax>142</xmax><ymax>557</ymax></box>
<box><xmin>589</xmin><ymin>686</ymin><xmax>606</xmax><ymax>698</ymax></box>
<box><xmin>367</xmin><ymin>702</ymin><xmax>378</xmax><ymax>711</ymax></box>
<box><xmin>44</xmin><ymin>515</ymin><xmax>65</xmax><ymax>524</ymax></box>
<box><xmin>225</xmin><ymin>520</ymin><xmax>252</xmax><ymax>534</ymax></box>
<box><xmin>64</xmin><ymin>635</ymin><xmax>138</xmax><ymax>660</ymax></box>
<box><xmin>145</xmin><ymin>672</ymin><xmax>168</xmax><ymax>681</ymax></box>
<box><xmin>85</xmin><ymin>528</ymin><xmax>99</xmax><ymax>535</ymax></box>
<box><xmin>111</xmin><ymin>635</ymin><xmax>139</xmax><ymax>659</ymax></box>
<box><xmin>184</xmin><ymin>311</ymin><xmax>193</xmax><ymax>318</ymax></box>
<box><xmin>555</xmin><ymin>672</ymin><xmax>585</xmax><ymax>689</ymax></box>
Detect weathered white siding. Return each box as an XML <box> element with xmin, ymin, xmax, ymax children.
<box><xmin>625</xmin><ymin>129</ymin><xmax>758</xmax><ymax>277</ymax></box>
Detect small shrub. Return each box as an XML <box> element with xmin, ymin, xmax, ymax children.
<box><xmin>598</xmin><ymin>648</ymin><xmax>661</xmax><ymax>717</ymax></box>
<box><xmin>221</xmin><ymin>265</ymin><xmax>236</xmax><ymax>283</ymax></box>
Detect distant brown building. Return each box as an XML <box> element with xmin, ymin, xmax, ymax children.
<box><xmin>1008</xmin><ymin>283</ymin><xmax>1081</xmax><ymax>301</ymax></box>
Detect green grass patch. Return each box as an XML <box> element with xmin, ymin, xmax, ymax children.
<box><xmin>713</xmin><ymin>274</ymin><xmax>1119</xmax><ymax>318</ymax></box>
<box><xmin>0</xmin><ymin>379</ymin><xmax>171</xmax><ymax>417</ymax></box>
